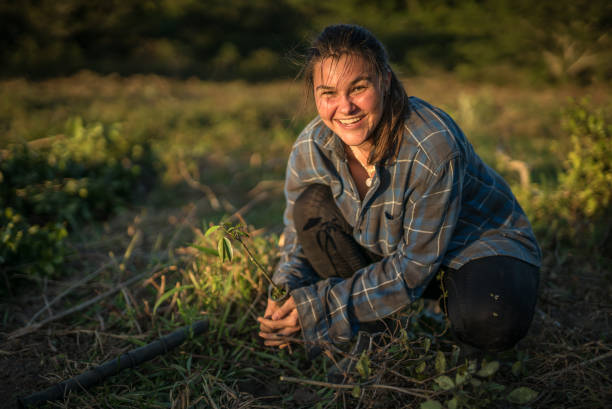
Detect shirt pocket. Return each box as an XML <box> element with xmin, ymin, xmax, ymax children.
<box><xmin>380</xmin><ymin>209</ymin><xmax>404</xmax><ymax>252</ymax></box>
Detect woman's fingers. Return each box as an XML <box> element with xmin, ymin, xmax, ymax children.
<box><xmin>256</xmin><ymin>296</ymin><xmax>301</xmax><ymax>348</ymax></box>
<box><xmin>259</xmin><ymin>321</ymin><xmax>274</xmax><ymax>333</ymax></box>
<box><xmin>257</xmin><ymin>309</ymin><xmax>298</xmax><ymax>331</ymax></box>
<box><xmin>258</xmin><ymin>313</ymin><xmax>296</xmax><ymax>333</ymax></box>
<box><xmin>264</xmin><ymin>338</ymin><xmax>285</xmax><ymax>347</ymax></box>
<box><xmin>259</xmin><ymin>328</ymin><xmax>299</xmax><ymax>345</ymax></box>
<box><xmin>263</xmin><ymin>298</ymin><xmax>280</xmax><ymax>319</ymax></box>
<box><xmin>271</xmin><ymin>296</ymin><xmax>297</xmax><ymax>320</ymax></box>
<box><xmin>259</xmin><ymin>298</ymin><xmax>283</xmax><ymax>332</ymax></box>
<box><xmin>257</xmin><ymin>296</ymin><xmax>299</xmax><ymax>332</ymax></box>
<box><xmin>259</xmin><ymin>326</ymin><xmax>300</xmax><ymax>346</ymax></box>
<box><xmin>260</xmin><ymin>326</ymin><xmax>300</xmax><ymax>337</ymax></box>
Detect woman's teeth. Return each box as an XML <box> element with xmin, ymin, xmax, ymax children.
<box><xmin>338</xmin><ymin>117</ymin><xmax>362</xmax><ymax>125</ymax></box>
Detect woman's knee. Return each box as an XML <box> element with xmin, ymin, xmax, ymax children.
<box><xmin>293</xmin><ymin>184</ymin><xmax>333</xmax><ymax>230</ymax></box>
<box><xmin>443</xmin><ymin>257</ymin><xmax>539</xmax><ymax>351</ymax></box>
<box><xmin>292</xmin><ymin>184</ymin><xmax>374</xmax><ymax>278</ymax></box>
<box><xmin>450</xmin><ymin>297</ymin><xmax>534</xmax><ymax>351</ymax></box>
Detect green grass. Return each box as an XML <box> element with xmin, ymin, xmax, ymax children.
<box><xmin>0</xmin><ymin>73</ymin><xmax>610</xmax><ymax>408</ymax></box>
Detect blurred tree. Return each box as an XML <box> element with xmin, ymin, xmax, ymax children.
<box><xmin>0</xmin><ymin>0</ymin><xmax>610</xmax><ymax>83</ymax></box>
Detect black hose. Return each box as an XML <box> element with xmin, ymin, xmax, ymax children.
<box><xmin>17</xmin><ymin>319</ymin><xmax>209</xmax><ymax>408</ymax></box>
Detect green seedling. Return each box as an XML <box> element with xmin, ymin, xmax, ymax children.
<box><xmin>203</xmin><ymin>222</ymin><xmax>288</xmax><ymax>301</ymax></box>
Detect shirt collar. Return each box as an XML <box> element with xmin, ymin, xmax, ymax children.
<box><xmin>311</xmin><ymin>117</ymin><xmax>347</xmax><ymax>160</ymax></box>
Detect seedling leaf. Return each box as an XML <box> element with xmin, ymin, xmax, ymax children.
<box><xmin>455</xmin><ymin>371</ymin><xmax>469</xmax><ymax>386</ymax></box>
<box><xmin>447</xmin><ymin>397</ymin><xmax>458</xmax><ymax>409</ymax></box>
<box><xmin>511</xmin><ymin>360</ymin><xmax>522</xmax><ymax>377</ymax></box>
<box><xmin>451</xmin><ymin>345</ymin><xmax>460</xmax><ymax>366</ymax></box>
<box><xmin>507</xmin><ymin>387</ymin><xmax>538</xmax><ymax>404</ymax></box>
<box><xmin>467</xmin><ymin>359</ymin><xmax>478</xmax><ymax>374</ymax></box>
<box><xmin>356</xmin><ymin>351</ymin><xmax>370</xmax><ymax>379</ymax></box>
<box><xmin>424</xmin><ymin>337</ymin><xmax>431</xmax><ymax>354</ymax></box>
<box><xmin>435</xmin><ymin>350</ymin><xmax>446</xmax><ymax>374</ymax></box>
<box><xmin>420</xmin><ymin>399</ymin><xmax>442</xmax><ymax>409</ymax></box>
<box><xmin>352</xmin><ymin>385</ymin><xmax>361</xmax><ymax>398</ymax></box>
<box><xmin>485</xmin><ymin>382</ymin><xmax>506</xmax><ymax>392</ymax></box>
<box><xmin>415</xmin><ymin>361</ymin><xmax>427</xmax><ymax>374</ymax></box>
<box><xmin>218</xmin><ymin>237</ymin><xmax>233</xmax><ymax>262</ymax></box>
<box><xmin>205</xmin><ymin>225</ymin><xmax>221</xmax><ymax>237</ymax></box>
<box><xmin>476</xmin><ymin>360</ymin><xmax>500</xmax><ymax>377</ymax></box>
<box><xmin>189</xmin><ymin>244</ymin><xmax>218</xmax><ymax>257</ymax></box>
<box><xmin>434</xmin><ymin>375</ymin><xmax>455</xmax><ymax>391</ymax></box>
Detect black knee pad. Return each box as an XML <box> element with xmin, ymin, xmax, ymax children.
<box><xmin>451</xmin><ymin>297</ymin><xmax>532</xmax><ymax>351</ymax></box>
<box><xmin>444</xmin><ymin>256</ymin><xmax>539</xmax><ymax>352</ymax></box>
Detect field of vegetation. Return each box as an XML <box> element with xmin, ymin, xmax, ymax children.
<box><xmin>0</xmin><ymin>71</ymin><xmax>610</xmax><ymax>408</ymax></box>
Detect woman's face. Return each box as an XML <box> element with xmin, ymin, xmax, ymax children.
<box><xmin>313</xmin><ymin>54</ymin><xmax>387</xmax><ymax>150</ymax></box>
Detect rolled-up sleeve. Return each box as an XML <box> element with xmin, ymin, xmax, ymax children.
<box><xmin>292</xmin><ymin>155</ymin><xmax>463</xmax><ymax>354</ymax></box>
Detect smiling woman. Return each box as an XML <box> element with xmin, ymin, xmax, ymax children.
<box><xmin>313</xmin><ymin>55</ymin><xmax>387</xmax><ymax>149</ymax></box>
<box><xmin>257</xmin><ymin>24</ymin><xmax>542</xmax><ymax>366</ymax></box>
<box><xmin>313</xmin><ymin>54</ymin><xmax>388</xmax><ymax>198</ymax></box>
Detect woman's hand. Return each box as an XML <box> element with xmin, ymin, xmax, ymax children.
<box><xmin>257</xmin><ymin>296</ymin><xmax>300</xmax><ymax>348</ymax></box>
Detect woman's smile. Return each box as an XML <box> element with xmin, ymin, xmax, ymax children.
<box><xmin>336</xmin><ymin>115</ymin><xmax>365</xmax><ymax>126</ymax></box>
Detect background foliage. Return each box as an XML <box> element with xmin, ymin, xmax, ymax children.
<box><xmin>1</xmin><ymin>115</ymin><xmax>158</xmax><ymax>291</ymax></box>
<box><xmin>2</xmin><ymin>0</ymin><xmax>611</xmax><ymax>83</ymax></box>
<box><xmin>516</xmin><ymin>99</ymin><xmax>612</xmax><ymax>254</ymax></box>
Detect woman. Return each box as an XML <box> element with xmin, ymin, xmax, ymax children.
<box><xmin>257</xmin><ymin>24</ymin><xmax>541</xmax><ymax>356</ymax></box>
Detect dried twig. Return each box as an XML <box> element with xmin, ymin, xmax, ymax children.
<box><xmin>496</xmin><ymin>149</ymin><xmax>531</xmax><ymax>188</ymax></box>
<box><xmin>177</xmin><ymin>159</ymin><xmax>224</xmax><ymax>211</ymax></box>
<box><xmin>27</xmin><ymin>260</ymin><xmax>116</xmax><ymax>325</ymax></box>
<box><xmin>533</xmin><ymin>350</ymin><xmax>612</xmax><ymax>379</ymax></box>
<box><xmin>279</xmin><ymin>376</ymin><xmax>431</xmax><ymax>399</ymax></box>
<box><xmin>9</xmin><ymin>264</ymin><xmax>170</xmax><ymax>339</ymax></box>
<box><xmin>228</xmin><ymin>191</ymin><xmax>270</xmax><ymax>222</ymax></box>
<box><xmin>536</xmin><ymin>307</ymin><xmax>562</xmax><ymax>328</ymax></box>
<box><xmin>166</xmin><ymin>199</ymin><xmax>205</xmax><ymax>252</ymax></box>
<box><xmin>228</xmin><ymin>180</ymin><xmax>283</xmax><ymax>222</ymax></box>
<box><xmin>52</xmin><ymin>328</ymin><xmax>149</xmax><ymax>341</ymax></box>
<box><xmin>246</xmin><ymin>180</ymin><xmax>284</xmax><ymax>197</ymax></box>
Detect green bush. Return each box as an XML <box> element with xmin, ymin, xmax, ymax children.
<box><xmin>520</xmin><ymin>99</ymin><xmax>611</xmax><ymax>254</ymax></box>
<box><xmin>559</xmin><ymin>100</ymin><xmax>612</xmax><ymax>223</ymax></box>
<box><xmin>0</xmin><ymin>116</ymin><xmax>158</xmax><ymax>292</ymax></box>
<box><xmin>0</xmin><ymin>208</ymin><xmax>67</xmax><ymax>287</ymax></box>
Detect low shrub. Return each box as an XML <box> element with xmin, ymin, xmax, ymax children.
<box><xmin>518</xmin><ymin>99</ymin><xmax>611</xmax><ymax>256</ymax></box>
<box><xmin>0</xmin><ymin>117</ymin><xmax>158</xmax><ymax>293</ymax></box>
<box><xmin>0</xmin><ymin>208</ymin><xmax>67</xmax><ymax>289</ymax></box>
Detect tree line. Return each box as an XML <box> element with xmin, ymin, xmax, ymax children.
<box><xmin>1</xmin><ymin>0</ymin><xmax>611</xmax><ymax>83</ymax></box>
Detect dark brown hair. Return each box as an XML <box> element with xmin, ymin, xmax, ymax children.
<box><xmin>302</xmin><ymin>24</ymin><xmax>410</xmax><ymax>164</ymax></box>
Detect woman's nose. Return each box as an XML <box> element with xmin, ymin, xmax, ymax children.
<box><xmin>338</xmin><ymin>94</ymin><xmax>357</xmax><ymax>114</ymax></box>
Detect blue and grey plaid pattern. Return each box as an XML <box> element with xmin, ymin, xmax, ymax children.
<box><xmin>272</xmin><ymin>96</ymin><xmax>541</xmax><ymax>352</ymax></box>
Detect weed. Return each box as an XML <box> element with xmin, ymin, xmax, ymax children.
<box><xmin>200</xmin><ymin>222</ymin><xmax>288</xmax><ymax>301</ymax></box>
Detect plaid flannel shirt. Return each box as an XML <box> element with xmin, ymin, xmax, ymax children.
<box><xmin>272</xmin><ymin>96</ymin><xmax>541</xmax><ymax>354</ymax></box>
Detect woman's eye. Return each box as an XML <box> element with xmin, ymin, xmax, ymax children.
<box><xmin>352</xmin><ymin>85</ymin><xmax>366</xmax><ymax>92</ymax></box>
